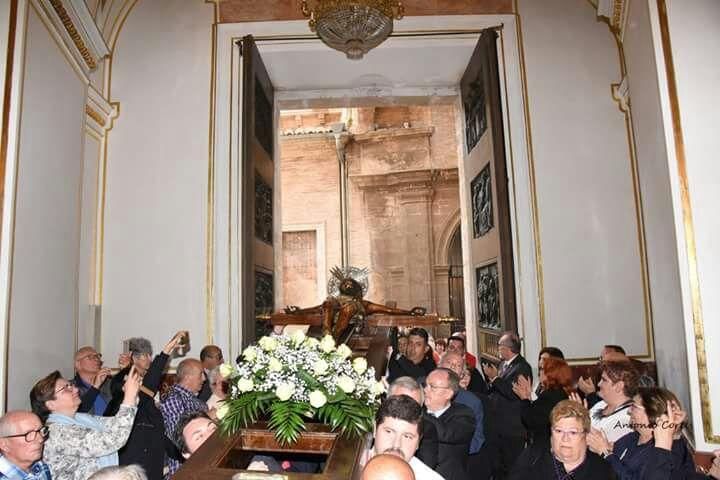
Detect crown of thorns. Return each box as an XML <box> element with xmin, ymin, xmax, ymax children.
<box><xmin>327</xmin><ymin>266</ymin><xmax>369</xmax><ymax>297</ymax></box>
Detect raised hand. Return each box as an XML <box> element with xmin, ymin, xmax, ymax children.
<box><xmin>512</xmin><ymin>375</ymin><xmax>533</xmax><ymax>400</ymax></box>
<box><xmin>482</xmin><ymin>362</ymin><xmax>498</xmax><ymax>381</ymax></box>
<box><xmin>284</xmin><ymin>305</ymin><xmax>300</xmax><ymax>314</ymax></box>
<box><xmin>587</xmin><ymin>428</ymin><xmax>612</xmax><ymax>455</ymax></box>
<box><xmin>163</xmin><ymin>331</ymin><xmax>185</xmax><ymax>355</ymax></box>
<box><xmin>93</xmin><ymin>367</ymin><xmax>112</xmax><ymax>389</ymax></box>
<box><xmin>121</xmin><ymin>366</ymin><xmax>142</xmax><ymax>406</ymax></box>
<box><xmin>577</xmin><ymin>376</ymin><xmax>596</xmax><ymax>395</ymax></box>
<box><xmin>117</xmin><ymin>353</ymin><xmax>132</xmax><ymax>370</ymax></box>
<box><xmin>568</xmin><ymin>391</ymin><xmax>588</xmax><ymax>409</ymax></box>
<box><xmin>653</xmin><ymin>401</ymin><xmax>676</xmax><ymax>450</ymax></box>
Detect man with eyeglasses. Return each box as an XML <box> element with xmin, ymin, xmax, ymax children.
<box><xmin>198</xmin><ymin>345</ymin><xmax>224</xmax><ymax>402</ymax></box>
<box><xmin>423</xmin><ymin>368</ymin><xmax>475</xmax><ymax>480</ymax></box>
<box><xmin>0</xmin><ymin>411</ymin><xmax>51</xmax><ymax>479</ymax></box>
<box><xmin>73</xmin><ymin>347</ymin><xmax>113</xmax><ymax>416</ymax></box>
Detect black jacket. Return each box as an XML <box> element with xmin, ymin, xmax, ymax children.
<box><xmin>488</xmin><ymin>354</ymin><xmax>533</xmax><ymax>437</ymax></box>
<box><xmin>509</xmin><ymin>444</ymin><xmax>616</xmax><ymax>480</ymax></box>
<box><xmin>387</xmin><ymin>355</ymin><xmax>436</xmax><ymax>383</ymax></box>
<box><xmin>520</xmin><ymin>388</ymin><xmax>568</xmax><ymax>446</ymax></box>
<box><xmin>104</xmin><ymin>352</ymin><xmax>178</xmax><ymax>480</ymax></box>
<box><xmin>427</xmin><ymin>402</ymin><xmax>476</xmax><ymax>480</ymax></box>
<box><xmin>416</xmin><ymin>413</ymin><xmax>439</xmax><ymax>469</ymax></box>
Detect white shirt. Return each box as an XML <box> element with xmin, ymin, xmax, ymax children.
<box><xmin>427</xmin><ymin>403</ymin><xmax>451</xmax><ymax>418</ymax></box>
<box><xmin>588</xmin><ymin>400</ymin><xmax>633</xmax><ymax>442</ymax></box>
<box><xmin>410</xmin><ymin>456</ymin><xmax>445</xmax><ymax>480</ymax></box>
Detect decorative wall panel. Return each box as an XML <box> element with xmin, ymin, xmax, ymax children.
<box><xmin>476</xmin><ymin>262</ymin><xmax>500</xmax><ymax>329</ymax></box>
<box><xmin>471</xmin><ymin>164</ymin><xmax>493</xmax><ymax>238</ymax></box>
<box><xmin>255</xmin><ymin>173</ymin><xmax>273</xmax><ymax>244</ymax></box>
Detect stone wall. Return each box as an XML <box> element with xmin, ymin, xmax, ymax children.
<box><xmin>279</xmin><ymin>104</ymin><xmax>461</xmax><ymax>315</ymax></box>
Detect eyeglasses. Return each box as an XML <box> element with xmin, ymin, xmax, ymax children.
<box><xmin>551</xmin><ymin>428</ymin><xmax>585</xmax><ymax>439</ymax></box>
<box><xmin>1</xmin><ymin>426</ymin><xmax>49</xmax><ymax>442</ymax></box>
<box><xmin>425</xmin><ymin>383</ymin><xmax>450</xmax><ymax>392</ymax></box>
<box><xmin>55</xmin><ymin>380</ymin><xmax>76</xmax><ymax>394</ymax></box>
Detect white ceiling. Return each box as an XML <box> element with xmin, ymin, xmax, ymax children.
<box><xmin>257</xmin><ymin>34</ymin><xmax>481</xmax><ymax>92</ymax></box>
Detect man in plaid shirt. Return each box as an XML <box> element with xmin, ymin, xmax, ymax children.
<box><xmin>160</xmin><ymin>359</ymin><xmax>208</xmax><ymax>477</ymax></box>
<box><xmin>0</xmin><ymin>411</ymin><xmax>51</xmax><ymax>480</ymax></box>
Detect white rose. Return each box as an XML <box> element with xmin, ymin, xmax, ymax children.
<box><xmin>337</xmin><ymin>375</ymin><xmax>356</xmax><ymax>394</ymax></box>
<box><xmin>215</xmin><ymin>402</ymin><xmax>230</xmax><ymax>419</ymax></box>
<box><xmin>275</xmin><ymin>382</ymin><xmax>295</xmax><ymax>401</ymax></box>
<box><xmin>242</xmin><ymin>346</ymin><xmax>257</xmax><ymax>362</ymax></box>
<box><xmin>291</xmin><ymin>329</ymin><xmax>306</xmax><ymax>345</ymax></box>
<box><xmin>352</xmin><ymin>357</ymin><xmax>368</xmax><ymax>374</ymax></box>
<box><xmin>372</xmin><ymin>381</ymin><xmax>386</xmax><ymax>395</ymax></box>
<box><xmin>258</xmin><ymin>336</ymin><xmax>278</xmax><ymax>352</ymax></box>
<box><xmin>268</xmin><ymin>357</ymin><xmax>282</xmax><ymax>372</ymax></box>
<box><xmin>320</xmin><ymin>335</ymin><xmax>336</xmax><ymax>353</ymax></box>
<box><xmin>336</xmin><ymin>344</ymin><xmax>352</xmax><ymax>360</ymax></box>
<box><xmin>313</xmin><ymin>359</ymin><xmax>329</xmax><ymax>375</ymax></box>
<box><xmin>308</xmin><ymin>390</ymin><xmax>327</xmax><ymax>408</ymax></box>
<box><xmin>219</xmin><ymin>363</ymin><xmax>234</xmax><ymax>378</ymax></box>
<box><xmin>303</xmin><ymin>337</ymin><xmax>319</xmax><ymax>349</ymax></box>
<box><xmin>237</xmin><ymin>378</ymin><xmax>254</xmax><ymax>392</ymax></box>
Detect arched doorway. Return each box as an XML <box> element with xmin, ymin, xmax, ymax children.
<box><xmin>447</xmin><ymin>226</ymin><xmax>466</xmax><ymax>325</ymax></box>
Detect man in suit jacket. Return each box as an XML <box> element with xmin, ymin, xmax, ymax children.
<box><xmin>389</xmin><ymin>376</ymin><xmax>440</xmax><ymax>469</ymax></box>
<box><xmin>482</xmin><ymin>332</ymin><xmax>533</xmax><ymax>480</ymax></box>
<box><xmin>388</xmin><ymin>328</ymin><xmax>437</xmax><ymax>383</ymax></box>
<box><xmin>423</xmin><ymin>368</ymin><xmax>475</xmax><ymax>480</ymax></box>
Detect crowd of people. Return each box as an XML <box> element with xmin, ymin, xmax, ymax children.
<box><xmin>1</xmin><ymin>328</ymin><xmax>719</xmax><ymax>480</ymax></box>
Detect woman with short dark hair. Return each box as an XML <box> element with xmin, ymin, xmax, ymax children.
<box><xmin>587</xmin><ymin>387</ymin><xmax>698</xmax><ymax>480</ymax></box>
<box><xmin>29</xmin><ymin>368</ymin><xmax>141</xmax><ymax>480</ymax></box>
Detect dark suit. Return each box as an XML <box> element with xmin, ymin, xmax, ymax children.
<box><xmin>415</xmin><ymin>413</ymin><xmax>439</xmax><ymax>469</ymax></box>
<box><xmin>488</xmin><ymin>354</ymin><xmax>533</xmax><ymax>479</ymax></box>
<box><xmin>520</xmin><ymin>388</ymin><xmax>568</xmax><ymax>446</ymax></box>
<box><xmin>427</xmin><ymin>402</ymin><xmax>475</xmax><ymax>480</ymax></box>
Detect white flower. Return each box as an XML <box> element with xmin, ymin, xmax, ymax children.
<box><xmin>242</xmin><ymin>346</ymin><xmax>257</xmax><ymax>362</ymax></box>
<box><xmin>337</xmin><ymin>375</ymin><xmax>356</xmax><ymax>393</ymax></box>
<box><xmin>372</xmin><ymin>381</ymin><xmax>386</xmax><ymax>395</ymax></box>
<box><xmin>352</xmin><ymin>357</ymin><xmax>368</xmax><ymax>374</ymax></box>
<box><xmin>219</xmin><ymin>363</ymin><xmax>234</xmax><ymax>378</ymax></box>
<box><xmin>237</xmin><ymin>378</ymin><xmax>254</xmax><ymax>392</ymax></box>
<box><xmin>275</xmin><ymin>382</ymin><xmax>295</xmax><ymax>401</ymax></box>
<box><xmin>313</xmin><ymin>359</ymin><xmax>329</xmax><ymax>375</ymax></box>
<box><xmin>268</xmin><ymin>357</ymin><xmax>282</xmax><ymax>372</ymax></box>
<box><xmin>258</xmin><ymin>336</ymin><xmax>278</xmax><ymax>352</ymax></box>
<box><xmin>308</xmin><ymin>390</ymin><xmax>327</xmax><ymax>408</ymax></box>
<box><xmin>291</xmin><ymin>329</ymin><xmax>306</xmax><ymax>345</ymax></box>
<box><xmin>320</xmin><ymin>335</ymin><xmax>336</xmax><ymax>353</ymax></box>
<box><xmin>215</xmin><ymin>402</ymin><xmax>229</xmax><ymax>419</ymax></box>
<box><xmin>303</xmin><ymin>337</ymin><xmax>319</xmax><ymax>349</ymax></box>
<box><xmin>336</xmin><ymin>344</ymin><xmax>352</xmax><ymax>360</ymax></box>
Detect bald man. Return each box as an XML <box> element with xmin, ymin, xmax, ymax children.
<box><xmin>160</xmin><ymin>358</ymin><xmax>208</xmax><ymax>476</ymax></box>
<box><xmin>361</xmin><ymin>454</ymin><xmax>415</xmax><ymax>480</ymax></box>
<box><xmin>0</xmin><ymin>411</ymin><xmax>51</xmax><ymax>479</ymax></box>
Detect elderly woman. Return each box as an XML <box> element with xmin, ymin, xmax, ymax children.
<box><xmin>587</xmin><ymin>387</ymin><xmax>697</xmax><ymax>480</ymax></box>
<box><xmin>205</xmin><ymin>367</ymin><xmax>227</xmax><ymax>410</ymax></box>
<box><xmin>513</xmin><ymin>357</ymin><xmax>575</xmax><ymax>446</ymax></box>
<box><xmin>104</xmin><ymin>332</ymin><xmax>184</xmax><ymax>480</ymax></box>
<box><xmin>30</xmin><ymin>368</ymin><xmax>141</xmax><ymax>480</ymax></box>
<box><xmin>509</xmin><ymin>400</ymin><xmax>616</xmax><ymax>479</ymax></box>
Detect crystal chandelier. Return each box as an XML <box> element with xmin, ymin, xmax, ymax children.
<box><xmin>301</xmin><ymin>0</ymin><xmax>405</xmax><ymax>60</ymax></box>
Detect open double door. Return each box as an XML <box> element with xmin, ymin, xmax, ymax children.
<box><xmin>239</xmin><ymin>30</ymin><xmax>516</xmax><ymax>356</ymax></box>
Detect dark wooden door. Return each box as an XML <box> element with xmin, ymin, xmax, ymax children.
<box><xmin>241</xmin><ymin>35</ymin><xmax>275</xmax><ymax>348</ymax></box>
<box><xmin>461</xmin><ymin>28</ymin><xmax>517</xmax><ymax>357</ymax></box>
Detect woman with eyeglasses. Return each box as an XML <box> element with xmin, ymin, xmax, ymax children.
<box><xmin>586</xmin><ymin>387</ymin><xmax>708</xmax><ymax>480</ymax></box>
<box><xmin>508</xmin><ymin>400</ymin><xmax>616</xmax><ymax>480</ymax></box>
<box><xmin>29</xmin><ymin>367</ymin><xmax>141</xmax><ymax>480</ymax></box>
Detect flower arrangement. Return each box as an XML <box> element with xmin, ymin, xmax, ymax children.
<box><xmin>216</xmin><ymin>330</ymin><xmax>385</xmax><ymax>445</ymax></box>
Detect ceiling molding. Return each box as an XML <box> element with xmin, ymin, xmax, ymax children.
<box><xmin>85</xmin><ymin>85</ymin><xmax>118</xmax><ymax>136</ymax></box>
<box><xmin>595</xmin><ymin>0</ymin><xmax>629</xmax><ymax>39</ymax></box>
<box><xmin>38</xmin><ymin>0</ymin><xmax>109</xmax><ymax>72</ymax></box>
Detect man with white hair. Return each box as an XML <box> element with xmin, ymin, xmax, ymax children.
<box><xmin>0</xmin><ymin>411</ymin><xmax>51</xmax><ymax>479</ymax></box>
<box><xmin>73</xmin><ymin>346</ymin><xmax>113</xmax><ymax>415</ymax></box>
